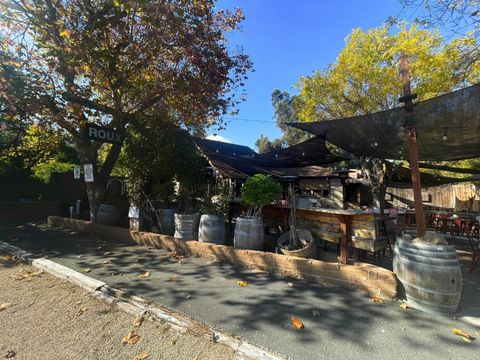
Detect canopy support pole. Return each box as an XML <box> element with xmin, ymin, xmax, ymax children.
<box><xmin>400</xmin><ymin>55</ymin><xmax>426</xmax><ymax>238</ymax></box>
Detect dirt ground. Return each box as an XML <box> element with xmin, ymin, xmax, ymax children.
<box><xmin>0</xmin><ymin>252</ymin><xmax>234</xmax><ymax>360</ymax></box>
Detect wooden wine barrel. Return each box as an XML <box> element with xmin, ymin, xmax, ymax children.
<box><xmin>393</xmin><ymin>237</ymin><xmax>462</xmax><ymax>315</ymax></box>
<box><xmin>97</xmin><ymin>204</ymin><xmax>119</xmax><ymax>226</ymax></box>
<box><xmin>174</xmin><ymin>213</ymin><xmax>200</xmax><ymax>240</ymax></box>
<box><xmin>234</xmin><ymin>217</ymin><xmax>264</xmax><ymax>250</ymax></box>
<box><xmin>198</xmin><ymin>215</ymin><xmax>226</xmax><ymax>244</ymax></box>
<box><xmin>159</xmin><ymin>208</ymin><xmax>176</xmax><ymax>236</ymax></box>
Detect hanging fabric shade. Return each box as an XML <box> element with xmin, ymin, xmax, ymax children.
<box><xmin>288</xmin><ymin>83</ymin><xmax>480</xmax><ymax>161</ymax></box>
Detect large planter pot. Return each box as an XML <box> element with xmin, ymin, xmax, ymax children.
<box><xmin>198</xmin><ymin>215</ymin><xmax>226</xmax><ymax>244</ymax></box>
<box><xmin>159</xmin><ymin>208</ymin><xmax>177</xmax><ymax>236</ymax></box>
<box><xmin>278</xmin><ymin>229</ymin><xmax>317</xmax><ymax>259</ymax></box>
<box><xmin>97</xmin><ymin>204</ymin><xmax>119</xmax><ymax>226</ymax></box>
<box><xmin>234</xmin><ymin>217</ymin><xmax>264</xmax><ymax>250</ymax></box>
<box><xmin>174</xmin><ymin>213</ymin><xmax>200</xmax><ymax>240</ymax></box>
<box><xmin>393</xmin><ymin>236</ymin><xmax>462</xmax><ymax>315</ymax></box>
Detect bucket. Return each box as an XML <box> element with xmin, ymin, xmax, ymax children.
<box><xmin>97</xmin><ymin>204</ymin><xmax>119</xmax><ymax>226</ymax></box>
<box><xmin>198</xmin><ymin>215</ymin><xmax>226</xmax><ymax>244</ymax></box>
<box><xmin>393</xmin><ymin>236</ymin><xmax>462</xmax><ymax>315</ymax></box>
<box><xmin>174</xmin><ymin>213</ymin><xmax>200</xmax><ymax>240</ymax></box>
<box><xmin>234</xmin><ymin>217</ymin><xmax>264</xmax><ymax>250</ymax></box>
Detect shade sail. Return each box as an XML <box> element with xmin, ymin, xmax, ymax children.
<box><xmin>193</xmin><ymin>137</ymin><xmax>344</xmax><ymax>180</ymax></box>
<box><xmin>288</xmin><ymin>83</ymin><xmax>480</xmax><ymax>161</ymax></box>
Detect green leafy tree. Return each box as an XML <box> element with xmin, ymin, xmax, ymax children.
<box><xmin>0</xmin><ymin>0</ymin><xmax>251</xmax><ymax>221</ymax></box>
<box><xmin>294</xmin><ymin>25</ymin><xmax>480</xmax><ymax>210</ymax></box>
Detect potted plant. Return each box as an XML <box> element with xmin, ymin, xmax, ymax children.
<box><xmin>173</xmin><ymin>183</ymin><xmax>200</xmax><ymax>240</ymax></box>
<box><xmin>234</xmin><ymin>174</ymin><xmax>282</xmax><ymax>250</ymax></box>
<box><xmin>198</xmin><ymin>190</ymin><xmax>229</xmax><ymax>244</ymax></box>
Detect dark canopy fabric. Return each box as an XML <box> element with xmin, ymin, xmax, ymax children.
<box><xmin>389</xmin><ymin>165</ymin><xmax>480</xmax><ymax>188</ymax></box>
<box><xmin>193</xmin><ymin>137</ymin><xmax>343</xmax><ymax>180</ymax></box>
<box><xmin>288</xmin><ymin>83</ymin><xmax>480</xmax><ymax>161</ymax></box>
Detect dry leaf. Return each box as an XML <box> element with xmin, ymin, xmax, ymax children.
<box><xmin>133</xmin><ymin>316</ymin><xmax>144</xmax><ymax>328</ymax></box>
<box><xmin>169</xmin><ymin>274</ymin><xmax>177</xmax><ymax>281</ymax></box>
<box><xmin>133</xmin><ymin>353</ymin><xmax>149</xmax><ymax>360</ymax></box>
<box><xmin>137</xmin><ymin>272</ymin><xmax>150</xmax><ymax>279</ymax></box>
<box><xmin>103</xmin><ymin>251</ymin><xmax>114</xmax><ymax>257</ymax></box>
<box><xmin>451</xmin><ymin>328</ymin><xmax>476</xmax><ymax>343</ymax></box>
<box><xmin>76</xmin><ymin>307</ymin><xmax>87</xmax><ymax>316</ymax></box>
<box><xmin>5</xmin><ymin>350</ymin><xmax>16</xmax><ymax>359</ymax></box>
<box><xmin>237</xmin><ymin>280</ymin><xmax>248</xmax><ymax>287</ymax></box>
<box><xmin>371</xmin><ymin>296</ymin><xmax>384</xmax><ymax>304</ymax></box>
<box><xmin>400</xmin><ymin>303</ymin><xmax>411</xmax><ymax>310</ymax></box>
<box><xmin>185</xmin><ymin>294</ymin><xmax>191</xmax><ymax>300</ymax></box>
<box><xmin>287</xmin><ymin>282</ymin><xmax>294</xmax><ymax>287</ymax></box>
<box><xmin>169</xmin><ymin>252</ymin><xmax>185</xmax><ymax>259</ymax></box>
<box><xmin>122</xmin><ymin>330</ymin><xmax>140</xmax><ymax>345</ymax></box>
<box><xmin>11</xmin><ymin>269</ymin><xmax>44</xmax><ymax>281</ymax></box>
<box><xmin>312</xmin><ymin>309</ymin><xmax>320</xmax><ymax>317</ymax></box>
<box><xmin>96</xmin><ymin>246</ymin><xmax>102</xmax><ymax>250</ymax></box>
<box><xmin>400</xmin><ymin>327</ymin><xmax>406</xmax><ymax>331</ymax></box>
<box><xmin>0</xmin><ymin>303</ymin><xmax>12</xmax><ymax>312</ymax></box>
<box><xmin>103</xmin><ymin>260</ymin><xmax>112</xmax><ymax>264</ymax></box>
<box><xmin>81</xmin><ymin>269</ymin><xmax>91</xmax><ymax>274</ymax></box>
<box><xmin>2</xmin><ymin>255</ymin><xmax>14</xmax><ymax>262</ymax></box>
<box><xmin>290</xmin><ymin>317</ymin><xmax>304</xmax><ymax>330</ymax></box>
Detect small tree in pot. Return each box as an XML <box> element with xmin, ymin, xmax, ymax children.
<box><xmin>198</xmin><ymin>190</ymin><xmax>230</xmax><ymax>244</ymax></box>
<box><xmin>234</xmin><ymin>174</ymin><xmax>281</xmax><ymax>250</ymax></box>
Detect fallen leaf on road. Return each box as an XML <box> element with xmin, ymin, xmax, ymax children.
<box><xmin>103</xmin><ymin>260</ymin><xmax>112</xmax><ymax>264</ymax></box>
<box><xmin>81</xmin><ymin>269</ymin><xmax>91</xmax><ymax>274</ymax></box>
<box><xmin>400</xmin><ymin>303</ymin><xmax>412</xmax><ymax>310</ymax></box>
<box><xmin>451</xmin><ymin>328</ymin><xmax>476</xmax><ymax>343</ymax></box>
<box><xmin>122</xmin><ymin>330</ymin><xmax>140</xmax><ymax>345</ymax></box>
<box><xmin>312</xmin><ymin>309</ymin><xmax>320</xmax><ymax>317</ymax></box>
<box><xmin>133</xmin><ymin>352</ymin><xmax>149</xmax><ymax>360</ymax></box>
<box><xmin>287</xmin><ymin>282</ymin><xmax>294</xmax><ymax>287</ymax></box>
<box><xmin>0</xmin><ymin>303</ymin><xmax>12</xmax><ymax>312</ymax></box>
<box><xmin>371</xmin><ymin>296</ymin><xmax>384</xmax><ymax>304</ymax></box>
<box><xmin>169</xmin><ymin>274</ymin><xmax>177</xmax><ymax>281</ymax></box>
<box><xmin>2</xmin><ymin>255</ymin><xmax>14</xmax><ymax>262</ymax></box>
<box><xmin>137</xmin><ymin>272</ymin><xmax>150</xmax><ymax>279</ymax></box>
<box><xmin>96</xmin><ymin>246</ymin><xmax>102</xmax><ymax>250</ymax></box>
<box><xmin>5</xmin><ymin>350</ymin><xmax>16</xmax><ymax>358</ymax></box>
<box><xmin>169</xmin><ymin>252</ymin><xmax>185</xmax><ymax>259</ymax></box>
<box><xmin>400</xmin><ymin>327</ymin><xmax>406</xmax><ymax>331</ymax></box>
<box><xmin>185</xmin><ymin>294</ymin><xmax>191</xmax><ymax>300</ymax></box>
<box><xmin>76</xmin><ymin>307</ymin><xmax>87</xmax><ymax>316</ymax></box>
<box><xmin>290</xmin><ymin>317</ymin><xmax>304</xmax><ymax>330</ymax></box>
<box><xmin>237</xmin><ymin>280</ymin><xmax>248</xmax><ymax>287</ymax></box>
<box><xmin>133</xmin><ymin>316</ymin><xmax>144</xmax><ymax>328</ymax></box>
<box><xmin>103</xmin><ymin>251</ymin><xmax>114</xmax><ymax>257</ymax></box>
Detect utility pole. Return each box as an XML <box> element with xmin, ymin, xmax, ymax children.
<box><xmin>399</xmin><ymin>55</ymin><xmax>426</xmax><ymax>237</ymax></box>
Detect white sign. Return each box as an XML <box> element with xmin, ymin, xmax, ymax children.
<box><xmin>73</xmin><ymin>165</ymin><xmax>81</xmax><ymax>179</ymax></box>
<box><xmin>84</xmin><ymin>164</ymin><xmax>94</xmax><ymax>182</ymax></box>
<box><xmin>128</xmin><ymin>206</ymin><xmax>140</xmax><ymax>219</ymax></box>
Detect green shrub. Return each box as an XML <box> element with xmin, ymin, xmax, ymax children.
<box><xmin>240</xmin><ymin>174</ymin><xmax>281</xmax><ymax>217</ymax></box>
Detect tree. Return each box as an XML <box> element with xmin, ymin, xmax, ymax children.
<box><xmin>294</xmin><ymin>25</ymin><xmax>480</xmax><ymax>210</ymax></box>
<box><xmin>0</xmin><ymin>0</ymin><xmax>251</xmax><ymax>221</ymax></box>
<box><xmin>254</xmin><ymin>89</ymin><xmax>310</xmax><ymax>152</ymax></box>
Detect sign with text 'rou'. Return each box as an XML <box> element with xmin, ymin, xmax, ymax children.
<box><xmin>85</xmin><ymin>123</ymin><xmax>122</xmax><ymax>144</ymax></box>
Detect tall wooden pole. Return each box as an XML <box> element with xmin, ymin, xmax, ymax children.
<box><xmin>399</xmin><ymin>55</ymin><xmax>426</xmax><ymax>237</ymax></box>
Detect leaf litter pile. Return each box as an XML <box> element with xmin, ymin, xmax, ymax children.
<box><xmin>10</xmin><ymin>269</ymin><xmax>44</xmax><ymax>281</ymax></box>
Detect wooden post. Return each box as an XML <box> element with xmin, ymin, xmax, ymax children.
<box><xmin>338</xmin><ymin>214</ymin><xmax>350</xmax><ymax>264</ymax></box>
<box><xmin>399</xmin><ymin>55</ymin><xmax>426</xmax><ymax>238</ymax></box>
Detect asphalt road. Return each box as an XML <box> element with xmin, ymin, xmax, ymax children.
<box><xmin>2</xmin><ymin>223</ymin><xmax>479</xmax><ymax>360</ymax></box>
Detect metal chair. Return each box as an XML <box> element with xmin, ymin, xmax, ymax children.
<box><xmin>466</xmin><ymin>218</ymin><xmax>480</xmax><ymax>272</ymax></box>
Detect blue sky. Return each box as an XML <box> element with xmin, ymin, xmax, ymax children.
<box><xmin>209</xmin><ymin>0</ymin><xmax>407</xmax><ymax>148</ymax></box>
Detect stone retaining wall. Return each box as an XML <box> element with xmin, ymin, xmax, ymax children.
<box><xmin>48</xmin><ymin>216</ymin><xmax>397</xmax><ymax>300</ymax></box>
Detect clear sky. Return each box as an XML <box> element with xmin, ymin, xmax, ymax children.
<box><xmin>209</xmin><ymin>0</ymin><xmax>407</xmax><ymax>148</ymax></box>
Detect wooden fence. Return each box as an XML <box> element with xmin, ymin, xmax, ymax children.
<box><xmin>387</xmin><ymin>183</ymin><xmax>480</xmax><ymax>211</ymax></box>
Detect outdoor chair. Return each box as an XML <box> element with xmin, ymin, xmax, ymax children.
<box><xmin>466</xmin><ymin>219</ymin><xmax>480</xmax><ymax>272</ymax></box>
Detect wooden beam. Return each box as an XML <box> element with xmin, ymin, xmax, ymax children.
<box><xmin>400</xmin><ymin>55</ymin><xmax>426</xmax><ymax>238</ymax></box>
<box><xmin>418</xmin><ymin>163</ymin><xmax>480</xmax><ymax>175</ymax></box>
<box><xmin>337</xmin><ymin>214</ymin><xmax>350</xmax><ymax>264</ymax></box>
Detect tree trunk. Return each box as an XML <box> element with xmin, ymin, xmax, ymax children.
<box><xmin>366</xmin><ymin>158</ymin><xmax>392</xmax><ymax>214</ymax></box>
<box><xmin>75</xmin><ymin>137</ymin><xmax>122</xmax><ymax>223</ymax></box>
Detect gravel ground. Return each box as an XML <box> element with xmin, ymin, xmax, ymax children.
<box><xmin>0</xmin><ymin>253</ymin><xmax>234</xmax><ymax>360</ymax></box>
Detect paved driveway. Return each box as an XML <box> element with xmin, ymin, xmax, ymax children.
<box><xmin>1</xmin><ymin>223</ymin><xmax>479</xmax><ymax>360</ymax></box>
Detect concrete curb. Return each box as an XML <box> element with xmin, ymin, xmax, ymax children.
<box><xmin>0</xmin><ymin>241</ymin><xmax>286</xmax><ymax>360</ymax></box>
